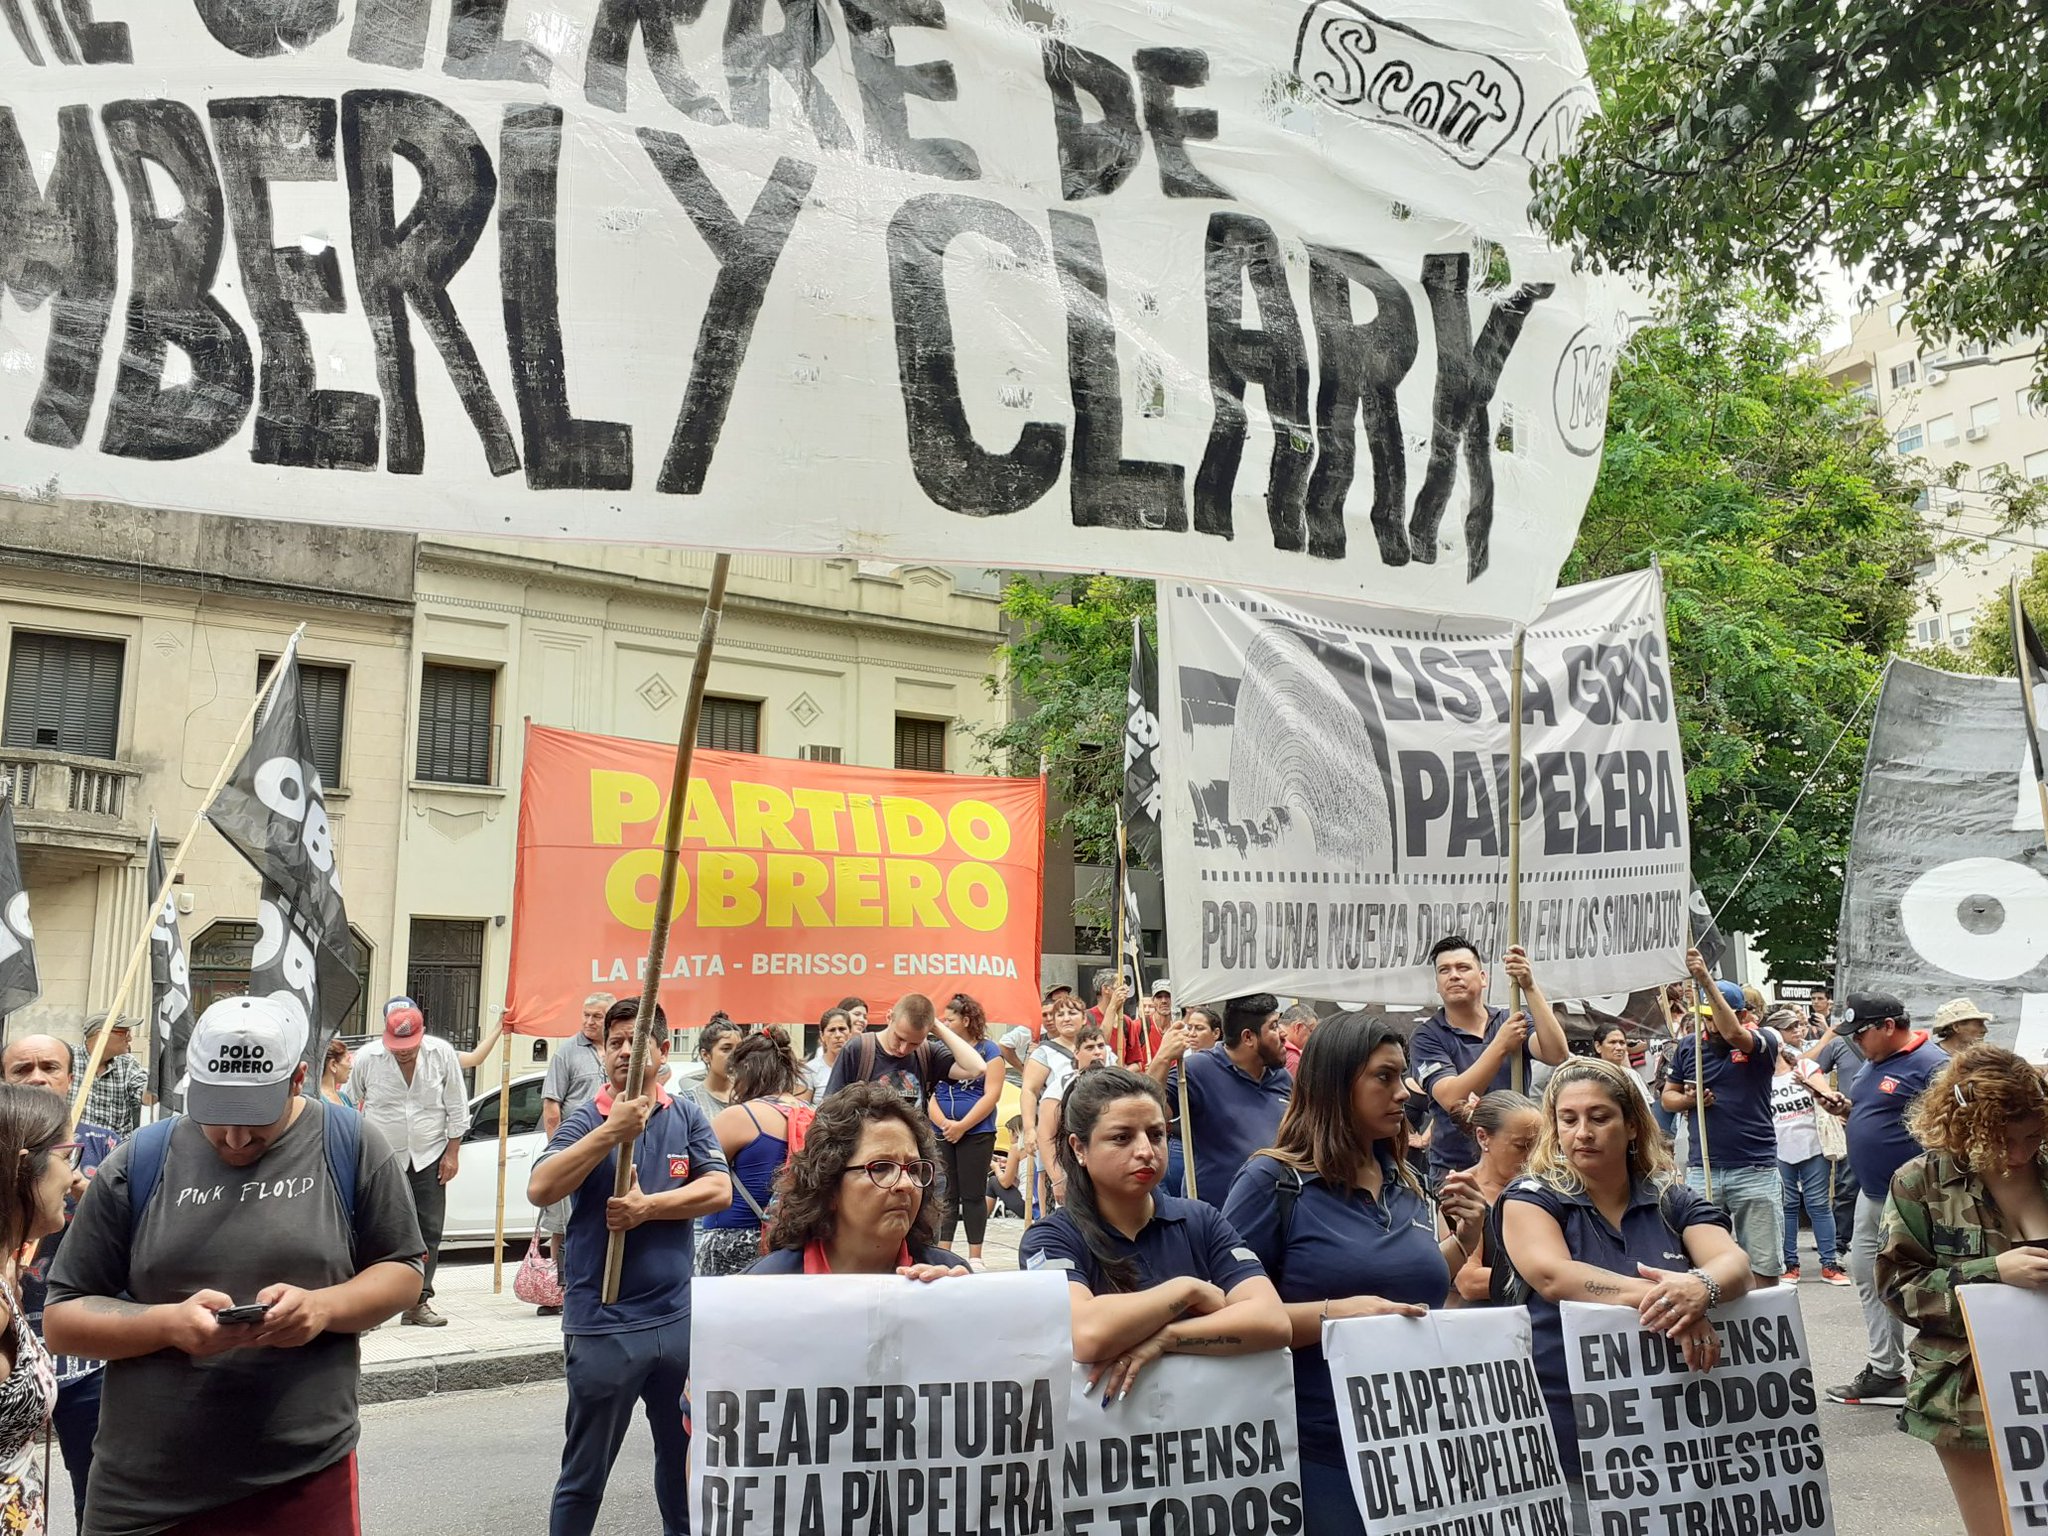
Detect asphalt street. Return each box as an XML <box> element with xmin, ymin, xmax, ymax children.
<box><xmin>42</xmin><ymin>1232</ymin><xmax>1953</xmax><ymax>1534</ymax></box>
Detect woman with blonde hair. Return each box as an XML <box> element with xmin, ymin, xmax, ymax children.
<box><xmin>1500</xmin><ymin>1057</ymin><xmax>1752</xmax><ymax>1534</ymax></box>
<box><xmin>1879</xmin><ymin>1045</ymin><xmax>2048</xmax><ymax>1536</ymax></box>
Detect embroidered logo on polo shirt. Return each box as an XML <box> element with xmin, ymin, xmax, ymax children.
<box><xmin>1026</xmin><ymin>1253</ymin><xmax>1071</xmax><ymax>1271</ymax></box>
<box><xmin>669</xmin><ymin>1155</ymin><xmax>690</xmax><ymax>1180</ymax></box>
<box><xmin>1730</xmin><ymin>1051</ymin><xmax>1749</xmax><ymax>1064</ymax></box>
<box><xmin>1231</xmin><ymin>1247</ymin><xmax>1258</xmax><ymax>1263</ymax></box>
<box><xmin>1879</xmin><ymin>1077</ymin><xmax>1901</xmax><ymax>1095</ymax></box>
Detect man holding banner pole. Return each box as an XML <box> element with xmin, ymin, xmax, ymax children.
<box><xmin>1412</xmin><ymin>938</ymin><xmax>1567</xmax><ymax>1184</ymax></box>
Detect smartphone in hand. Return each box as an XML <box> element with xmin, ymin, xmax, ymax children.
<box><xmin>215</xmin><ymin>1302</ymin><xmax>274</xmax><ymax>1326</ymax></box>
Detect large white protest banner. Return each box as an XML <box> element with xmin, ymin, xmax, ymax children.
<box><xmin>0</xmin><ymin>1</ymin><xmax>1633</xmax><ymax>619</ymax></box>
<box><xmin>1325</xmin><ymin>1307</ymin><xmax>1569</xmax><ymax>1536</ymax></box>
<box><xmin>1563</xmin><ymin>1289</ymin><xmax>1835</xmax><ymax>1536</ymax></box>
<box><xmin>1062</xmin><ymin>1352</ymin><xmax>1302</xmax><ymax>1535</ymax></box>
<box><xmin>1959</xmin><ymin>1284</ymin><xmax>2048</xmax><ymax>1531</ymax></box>
<box><xmin>1160</xmin><ymin>568</ymin><xmax>1687</xmax><ymax>1003</ymax></box>
<box><xmin>692</xmin><ymin>1271</ymin><xmax>1069</xmax><ymax>1535</ymax></box>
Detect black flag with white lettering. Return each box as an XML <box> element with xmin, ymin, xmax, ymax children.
<box><xmin>145</xmin><ymin>820</ymin><xmax>195</xmax><ymax>1106</ymax></box>
<box><xmin>205</xmin><ymin>637</ymin><xmax>359</xmax><ymax>1062</ymax></box>
<box><xmin>2015</xmin><ymin>579</ymin><xmax>2048</xmax><ymax>793</ymax></box>
<box><xmin>1688</xmin><ymin>886</ymin><xmax>1730</xmax><ymax>980</ymax></box>
<box><xmin>0</xmin><ymin>798</ymin><xmax>40</xmax><ymax>1022</ymax></box>
<box><xmin>1122</xmin><ymin>616</ymin><xmax>1163</xmax><ymax>869</ymax></box>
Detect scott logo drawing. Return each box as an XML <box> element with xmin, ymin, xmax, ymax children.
<box><xmin>1293</xmin><ymin>2</ymin><xmax>1526</xmax><ymax>170</ymax></box>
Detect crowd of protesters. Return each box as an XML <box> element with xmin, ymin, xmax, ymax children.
<box><xmin>0</xmin><ymin>949</ymin><xmax>2031</xmax><ymax>1536</ymax></box>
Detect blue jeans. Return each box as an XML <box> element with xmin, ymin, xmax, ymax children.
<box><xmin>1685</xmin><ymin>1163</ymin><xmax>1783</xmax><ymax>1277</ymax></box>
<box><xmin>52</xmin><ymin>1367</ymin><xmax>101</xmax><ymax>1530</ymax></box>
<box><xmin>1779</xmin><ymin>1155</ymin><xmax>1839</xmax><ymax>1268</ymax></box>
<box><xmin>1165</xmin><ymin>1136</ymin><xmax>1185</xmax><ymax>1197</ymax></box>
<box><xmin>551</xmin><ymin>1316</ymin><xmax>691</xmax><ymax>1536</ymax></box>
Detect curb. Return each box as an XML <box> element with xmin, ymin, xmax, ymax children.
<box><xmin>363</xmin><ymin>1344</ymin><xmax>565</xmax><ymax>1405</ymax></box>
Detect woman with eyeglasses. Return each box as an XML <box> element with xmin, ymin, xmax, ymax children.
<box><xmin>1020</xmin><ymin>1066</ymin><xmax>1288</xmax><ymax>1401</ymax></box>
<box><xmin>748</xmin><ymin>1083</ymin><xmax>970</xmax><ymax>1278</ymax></box>
<box><xmin>0</xmin><ymin>1083</ymin><xmax>83</xmax><ymax>1535</ymax></box>
<box><xmin>1878</xmin><ymin>1045</ymin><xmax>2048</xmax><ymax>1536</ymax></box>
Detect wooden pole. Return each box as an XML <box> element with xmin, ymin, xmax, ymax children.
<box><xmin>1686</xmin><ymin>917</ymin><xmax>1713</xmax><ymax>1201</ymax></box>
<box><xmin>1178</xmin><ymin>1066</ymin><xmax>1197</xmax><ymax>1203</ymax></box>
<box><xmin>492</xmin><ymin>1022</ymin><xmax>513</xmax><ymax>1293</ymax></box>
<box><xmin>602</xmin><ymin>555</ymin><xmax>732</xmax><ymax>1304</ymax></box>
<box><xmin>70</xmin><ymin>624</ymin><xmax>306</xmax><ymax>1137</ymax></box>
<box><xmin>2013</xmin><ymin>575</ymin><xmax>2048</xmax><ymax>846</ymax></box>
<box><xmin>1507</xmin><ymin>628</ymin><xmax>1527</xmax><ymax>1096</ymax></box>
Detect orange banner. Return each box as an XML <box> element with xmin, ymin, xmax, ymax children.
<box><xmin>504</xmin><ymin>725</ymin><xmax>1047</xmax><ymax>1037</ymax></box>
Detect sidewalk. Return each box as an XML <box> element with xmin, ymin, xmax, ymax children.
<box><xmin>364</xmin><ymin>1218</ymin><xmax>1028</xmax><ymax>1404</ymax></box>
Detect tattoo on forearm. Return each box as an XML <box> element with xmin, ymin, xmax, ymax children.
<box><xmin>1173</xmin><ymin>1335</ymin><xmax>1243</xmax><ymax>1349</ymax></box>
<box><xmin>1583</xmin><ymin>1281</ymin><xmax>1623</xmax><ymax>1298</ymax></box>
<box><xmin>79</xmin><ymin>1297</ymin><xmax>147</xmax><ymax>1317</ymax></box>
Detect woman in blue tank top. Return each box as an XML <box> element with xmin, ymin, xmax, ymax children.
<box><xmin>697</xmin><ymin>1029</ymin><xmax>811</xmax><ymax>1276</ymax></box>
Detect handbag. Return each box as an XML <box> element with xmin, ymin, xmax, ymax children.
<box><xmin>512</xmin><ymin>1223</ymin><xmax>565</xmax><ymax>1308</ymax></box>
<box><xmin>1815</xmin><ymin>1105</ymin><xmax>1849</xmax><ymax>1162</ymax></box>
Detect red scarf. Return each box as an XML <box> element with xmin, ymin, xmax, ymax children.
<box><xmin>802</xmin><ymin>1239</ymin><xmax>914</xmax><ymax>1274</ymax></box>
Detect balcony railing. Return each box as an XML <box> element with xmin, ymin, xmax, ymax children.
<box><xmin>0</xmin><ymin>749</ymin><xmax>144</xmax><ymax>865</ymax></box>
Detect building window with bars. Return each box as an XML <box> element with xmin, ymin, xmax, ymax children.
<box><xmin>416</xmin><ymin>664</ymin><xmax>497</xmax><ymax>785</ymax></box>
<box><xmin>2</xmin><ymin>632</ymin><xmax>123</xmax><ymax>759</ymax></box>
<box><xmin>257</xmin><ymin>656</ymin><xmax>349</xmax><ymax>789</ymax></box>
<box><xmin>698</xmin><ymin>696</ymin><xmax>760</xmax><ymax>754</ymax></box>
<box><xmin>895</xmin><ymin>715</ymin><xmax>948</xmax><ymax>773</ymax></box>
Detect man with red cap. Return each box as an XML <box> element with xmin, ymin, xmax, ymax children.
<box><xmin>349</xmin><ymin>997</ymin><xmax>470</xmax><ymax>1325</ymax></box>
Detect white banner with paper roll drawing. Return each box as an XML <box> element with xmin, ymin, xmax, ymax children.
<box><xmin>1842</xmin><ymin>659</ymin><xmax>2048</xmax><ymax>1062</ymax></box>
<box><xmin>1562</xmin><ymin>1288</ymin><xmax>1836</xmax><ymax>1536</ymax></box>
<box><xmin>1325</xmin><ymin>1305</ymin><xmax>1570</xmax><ymax>1536</ymax></box>
<box><xmin>1959</xmin><ymin>1284</ymin><xmax>2048</xmax><ymax>1535</ymax></box>
<box><xmin>1159</xmin><ymin>567</ymin><xmax>1689</xmax><ymax>1005</ymax></box>
<box><xmin>1061</xmin><ymin>1352</ymin><xmax>1303</xmax><ymax>1535</ymax></box>
<box><xmin>0</xmin><ymin>0</ymin><xmax>1635</xmax><ymax>620</ymax></box>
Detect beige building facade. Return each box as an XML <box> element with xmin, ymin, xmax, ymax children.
<box><xmin>1821</xmin><ymin>298</ymin><xmax>2045</xmax><ymax>647</ymax></box>
<box><xmin>0</xmin><ymin>495</ymin><xmax>1009</xmax><ymax>1072</ymax></box>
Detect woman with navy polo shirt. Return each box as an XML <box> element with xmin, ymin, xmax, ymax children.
<box><xmin>1500</xmin><ymin>1058</ymin><xmax>1752</xmax><ymax>1534</ymax></box>
<box><xmin>1019</xmin><ymin>1066</ymin><xmax>1288</xmax><ymax>1402</ymax></box>
<box><xmin>1222</xmin><ymin>1014</ymin><xmax>1488</xmax><ymax>1536</ymax></box>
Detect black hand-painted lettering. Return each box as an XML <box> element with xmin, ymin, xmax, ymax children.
<box><xmin>211</xmin><ymin>97</ymin><xmax>381</xmax><ymax>471</ymax></box>
<box><xmin>58</xmin><ymin>0</ymin><xmax>128</xmax><ymax>61</ymax></box>
<box><xmin>447</xmin><ymin>0</ymin><xmax>547</xmax><ymax>81</ymax></box>
<box><xmin>0</xmin><ymin>104</ymin><xmax>115</xmax><ymax>448</ymax></box>
<box><xmin>348</xmin><ymin>0</ymin><xmax>427</xmax><ymax>68</ymax></box>
<box><xmin>2</xmin><ymin>1</ymin><xmax>49</xmax><ymax>65</ymax></box>
<box><xmin>724</xmin><ymin>0</ymin><xmax>853</xmax><ymax>152</ymax></box>
<box><xmin>18</xmin><ymin>0</ymin><xmax>74</xmax><ymax>62</ymax></box>
<box><xmin>342</xmin><ymin>90</ymin><xmax>519</xmax><ymax>477</ymax></box>
<box><xmin>1409</xmin><ymin>252</ymin><xmax>1552</xmax><ymax>578</ymax></box>
<box><xmin>1134</xmin><ymin>48</ymin><xmax>1228</xmax><ymax>199</ymax></box>
<box><xmin>640</xmin><ymin>128</ymin><xmax>814</xmax><ymax>496</ymax></box>
<box><xmin>1041</xmin><ymin>41</ymin><xmax>1141</xmax><ymax>201</ymax></box>
<box><xmin>99</xmin><ymin>100</ymin><xmax>255</xmax><ymax>461</ymax></box>
<box><xmin>193</xmin><ymin>0</ymin><xmax>339</xmax><ymax>57</ymax></box>
<box><xmin>585</xmin><ymin>0</ymin><xmax>728</xmax><ymax>123</ymax></box>
<box><xmin>500</xmin><ymin>105</ymin><xmax>632</xmax><ymax>491</ymax></box>
<box><xmin>886</xmin><ymin>193</ymin><xmax>1065</xmax><ymax>516</ymax></box>
<box><xmin>1306</xmin><ymin>245</ymin><xmax>1418</xmax><ymax>563</ymax></box>
<box><xmin>1051</xmin><ymin>210</ymin><xmax>1185</xmax><ymax>532</ymax></box>
<box><xmin>1196</xmin><ymin>212</ymin><xmax>1309</xmax><ymax>545</ymax></box>
<box><xmin>843</xmin><ymin>0</ymin><xmax>979</xmax><ymax>181</ymax></box>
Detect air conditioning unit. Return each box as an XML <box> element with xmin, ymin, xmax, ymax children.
<box><xmin>799</xmin><ymin>745</ymin><xmax>843</xmax><ymax>763</ymax></box>
<box><xmin>1966</xmin><ymin>425</ymin><xmax>1991</xmax><ymax>442</ymax></box>
<box><xmin>1927</xmin><ymin>368</ymin><xmax>1948</xmax><ymax>385</ymax></box>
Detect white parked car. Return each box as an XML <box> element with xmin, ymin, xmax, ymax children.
<box><xmin>442</xmin><ymin>1072</ymin><xmax>547</xmax><ymax>1247</ymax></box>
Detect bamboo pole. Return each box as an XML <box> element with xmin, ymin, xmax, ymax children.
<box><xmin>70</xmin><ymin>624</ymin><xmax>306</xmax><ymax>1138</ymax></box>
<box><xmin>1507</xmin><ymin>629</ymin><xmax>1527</xmax><ymax>1096</ymax></box>
<box><xmin>602</xmin><ymin>555</ymin><xmax>732</xmax><ymax>1304</ymax></box>
<box><xmin>1687</xmin><ymin>920</ymin><xmax>1713</xmax><ymax>1201</ymax></box>
<box><xmin>2013</xmin><ymin>575</ymin><xmax>2048</xmax><ymax>845</ymax></box>
<box><xmin>492</xmin><ymin>1022</ymin><xmax>514</xmax><ymax>1293</ymax></box>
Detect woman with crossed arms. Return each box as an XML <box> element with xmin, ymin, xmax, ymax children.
<box><xmin>1020</xmin><ymin>1066</ymin><xmax>1288</xmax><ymax>1401</ymax></box>
<box><xmin>1500</xmin><ymin>1057</ymin><xmax>1752</xmax><ymax>1535</ymax></box>
<box><xmin>1222</xmin><ymin>1014</ymin><xmax>1488</xmax><ymax>1536</ymax></box>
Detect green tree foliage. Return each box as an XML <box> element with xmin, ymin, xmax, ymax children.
<box><xmin>979</xmin><ymin>573</ymin><xmax>1153</xmax><ymax>871</ymax></box>
<box><xmin>1544</xmin><ymin>0</ymin><xmax>2048</xmax><ymax>359</ymax></box>
<box><xmin>1566</xmin><ymin>290</ymin><xmax>1935</xmax><ymax>974</ymax></box>
<box><xmin>1919</xmin><ymin>551</ymin><xmax>2048</xmax><ymax>675</ymax></box>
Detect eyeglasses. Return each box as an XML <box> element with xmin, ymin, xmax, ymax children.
<box><xmin>50</xmin><ymin>1143</ymin><xmax>82</xmax><ymax>1172</ymax></box>
<box><xmin>843</xmin><ymin>1158</ymin><xmax>937</xmax><ymax>1190</ymax></box>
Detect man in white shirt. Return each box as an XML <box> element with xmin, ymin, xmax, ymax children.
<box><xmin>349</xmin><ymin>996</ymin><xmax>471</xmax><ymax>1326</ymax></box>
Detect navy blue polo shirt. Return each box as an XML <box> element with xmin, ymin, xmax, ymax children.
<box><xmin>1017</xmin><ymin>1191</ymin><xmax>1267</xmax><ymax>1295</ymax></box>
<box><xmin>1500</xmin><ymin>1176</ymin><xmax>1729</xmax><ymax>1476</ymax></box>
<box><xmin>544</xmin><ymin>1085</ymin><xmax>728</xmax><ymax>1336</ymax></box>
<box><xmin>1846</xmin><ymin>1033</ymin><xmax>1947</xmax><ymax>1196</ymax></box>
<box><xmin>1223</xmin><ymin>1152</ymin><xmax>1448</xmax><ymax>1466</ymax></box>
<box><xmin>1411</xmin><ymin>1007</ymin><xmax>1526</xmax><ymax>1172</ymax></box>
<box><xmin>1164</xmin><ymin>1045</ymin><xmax>1293</xmax><ymax>1207</ymax></box>
<box><xmin>1662</xmin><ymin>1026</ymin><xmax>1782</xmax><ymax>1169</ymax></box>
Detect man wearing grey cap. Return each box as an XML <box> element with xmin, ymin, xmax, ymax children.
<box><xmin>74</xmin><ymin>1011</ymin><xmax>147</xmax><ymax>1137</ymax></box>
<box><xmin>44</xmin><ymin>995</ymin><xmax>425</xmax><ymax>1535</ymax></box>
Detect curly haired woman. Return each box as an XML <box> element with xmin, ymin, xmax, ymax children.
<box><xmin>1879</xmin><ymin>1044</ymin><xmax>2048</xmax><ymax>1535</ymax></box>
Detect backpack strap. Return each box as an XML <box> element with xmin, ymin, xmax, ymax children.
<box><xmin>127</xmin><ymin>1107</ymin><xmax>362</xmax><ymax>1249</ymax></box>
<box><xmin>123</xmin><ymin>1119</ymin><xmax>177</xmax><ymax>1246</ymax></box>
<box><xmin>915</xmin><ymin>1042</ymin><xmax>936</xmax><ymax>1097</ymax></box>
<box><xmin>1270</xmin><ymin>1164</ymin><xmax>1305</xmax><ymax>1290</ymax></box>
<box><xmin>323</xmin><ymin>1101</ymin><xmax>362</xmax><ymax>1244</ymax></box>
